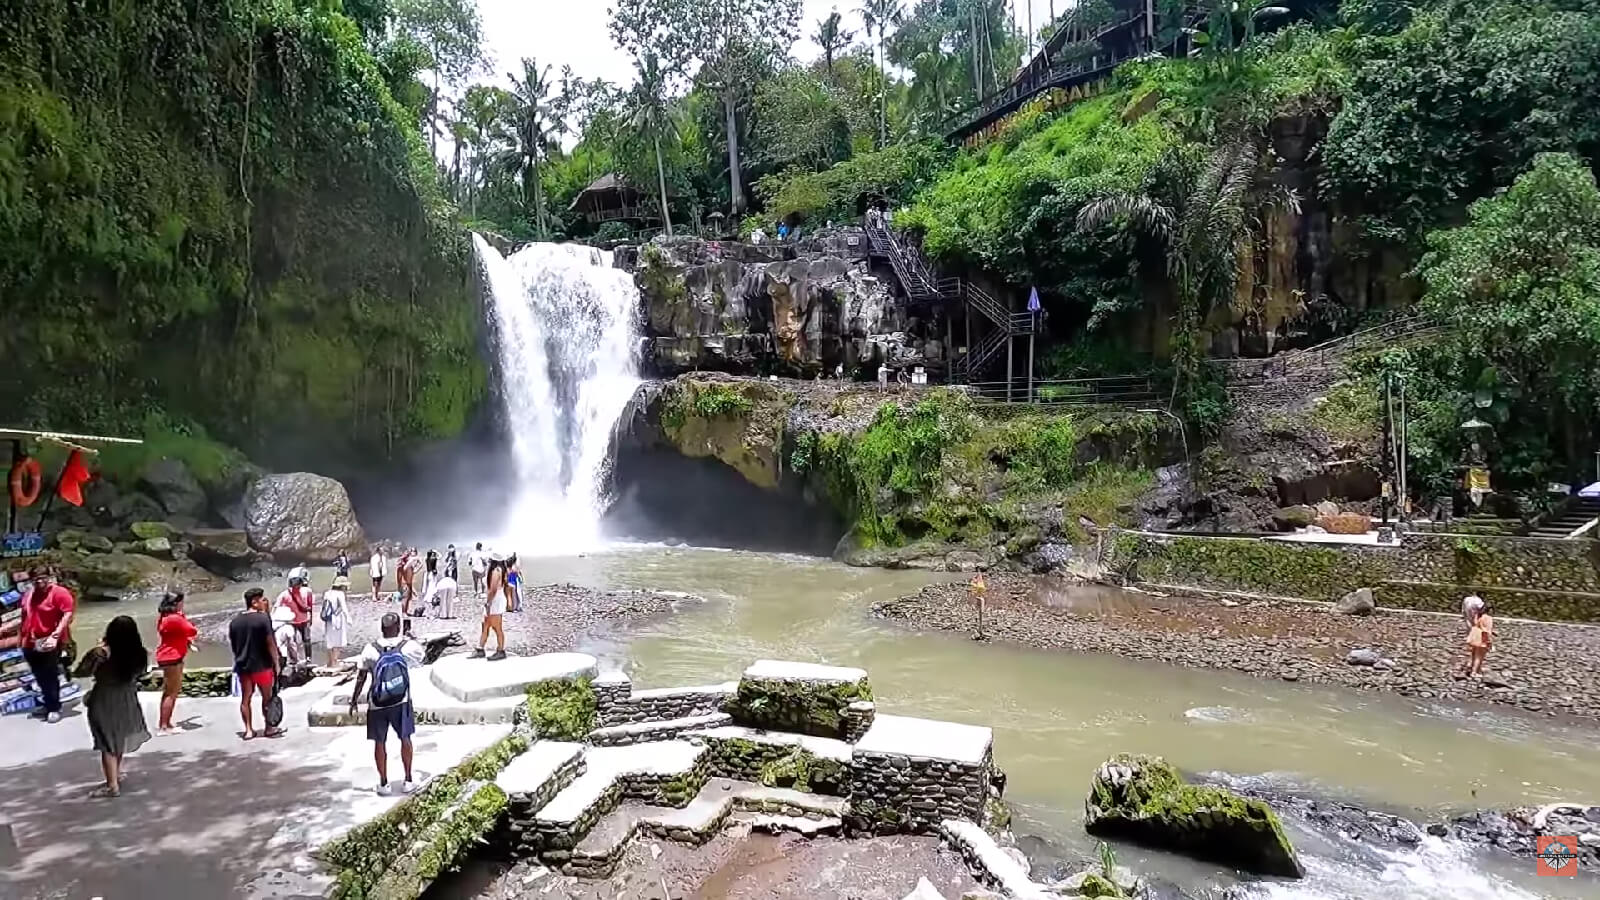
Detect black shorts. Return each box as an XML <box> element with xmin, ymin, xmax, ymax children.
<box><xmin>366</xmin><ymin>701</ymin><xmax>415</xmax><ymax>743</ymax></box>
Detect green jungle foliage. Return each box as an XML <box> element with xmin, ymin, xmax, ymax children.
<box><xmin>1</xmin><ymin>0</ymin><xmax>485</xmax><ymax>469</ymax></box>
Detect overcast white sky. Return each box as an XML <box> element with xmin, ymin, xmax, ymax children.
<box><xmin>475</xmin><ymin>0</ymin><xmax>1062</xmax><ymax>89</ymax></box>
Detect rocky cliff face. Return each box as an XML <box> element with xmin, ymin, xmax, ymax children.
<box><xmin>624</xmin><ymin>232</ymin><xmax>948</xmax><ymax>378</ymax></box>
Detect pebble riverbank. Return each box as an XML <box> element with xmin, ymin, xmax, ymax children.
<box><xmin>875</xmin><ymin>575</ymin><xmax>1600</xmax><ymax>719</ymax></box>
<box><xmin>198</xmin><ymin>582</ymin><xmax>694</xmax><ymax>656</ymax></box>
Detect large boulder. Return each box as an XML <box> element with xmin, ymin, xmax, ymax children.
<box><xmin>1335</xmin><ymin>587</ymin><xmax>1376</xmax><ymax>616</ymax></box>
<box><xmin>243</xmin><ymin>473</ymin><xmax>366</xmax><ymax>563</ymax></box>
<box><xmin>137</xmin><ymin>458</ymin><xmax>208</xmax><ymax>519</ymax></box>
<box><xmin>1084</xmin><ymin>754</ymin><xmax>1303</xmax><ymax>878</ymax></box>
<box><xmin>1271</xmin><ymin>505</ymin><xmax>1318</xmax><ymax>531</ymax></box>
<box><xmin>185</xmin><ymin>528</ymin><xmax>258</xmax><ymax>578</ymax></box>
<box><xmin>72</xmin><ymin>551</ymin><xmax>173</xmax><ymax>602</ymax></box>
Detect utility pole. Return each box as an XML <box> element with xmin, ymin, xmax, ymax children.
<box><xmin>1380</xmin><ymin>372</ymin><xmax>1395</xmax><ymax>532</ymax></box>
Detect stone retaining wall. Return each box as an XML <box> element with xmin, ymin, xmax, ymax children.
<box><xmin>137</xmin><ymin>666</ymin><xmax>233</xmax><ymax>696</ymax></box>
<box><xmin>495</xmin><ymin>755</ymin><xmax>585</xmax><ymax>859</ymax></box>
<box><xmin>846</xmin><ymin>747</ymin><xmax>992</xmax><ymax>835</ymax></box>
<box><xmin>842</xmin><ymin>700</ymin><xmax>876</xmax><ymax>743</ymax></box>
<box><xmin>618</xmin><ymin>756</ymin><xmax>712</xmax><ymax>808</ymax></box>
<box><xmin>695</xmin><ymin>731</ymin><xmax>851</xmax><ymax>796</ymax></box>
<box><xmin>1109</xmin><ymin>530</ymin><xmax>1600</xmax><ymax>623</ymax></box>
<box><xmin>593</xmin><ymin>671</ymin><xmax>735</xmax><ymax>727</ymax></box>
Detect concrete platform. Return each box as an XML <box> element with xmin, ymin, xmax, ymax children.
<box><xmin>306</xmin><ymin>663</ymin><xmax>525</xmax><ymax>726</ymax></box>
<box><xmin>855</xmin><ymin>713</ymin><xmax>992</xmax><ymax>765</ymax></box>
<box><xmin>744</xmin><ymin>659</ymin><xmax>867</xmax><ymax>684</ymax></box>
<box><xmin>247</xmin><ymin>723</ymin><xmax>513</xmax><ymax>898</ymax></box>
<box><xmin>430</xmin><ymin>651</ymin><xmax>597</xmax><ymax>702</ymax></box>
<box><xmin>497</xmin><ymin>740</ymin><xmax>585</xmax><ymax>795</ymax></box>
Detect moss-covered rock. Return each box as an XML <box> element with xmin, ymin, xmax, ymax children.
<box><xmin>138</xmin><ymin>666</ymin><xmax>232</xmax><ymax>696</ymax></box>
<box><xmin>658</xmin><ymin>376</ymin><xmax>793</xmax><ymax>489</ymax></box>
<box><xmin>129</xmin><ymin>521</ymin><xmax>179</xmax><ymax>541</ymax></box>
<box><xmin>728</xmin><ymin>671</ymin><xmax>872</xmax><ymax>739</ymax></box>
<box><xmin>757</xmin><ymin>748</ymin><xmax>848</xmax><ymax>794</ymax></box>
<box><xmin>1084</xmin><ymin>754</ymin><xmax>1303</xmax><ymax>878</ymax></box>
<box><xmin>522</xmin><ymin>676</ymin><xmax>597</xmax><ymax>741</ymax></box>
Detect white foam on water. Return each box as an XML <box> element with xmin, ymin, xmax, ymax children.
<box><xmin>1239</xmin><ymin>836</ymin><xmax>1544</xmax><ymax>900</ymax></box>
<box><xmin>472</xmin><ymin>235</ymin><xmax>640</xmax><ymax>556</ymax></box>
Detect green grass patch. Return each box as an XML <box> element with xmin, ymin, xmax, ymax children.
<box><xmin>522</xmin><ymin>677</ymin><xmax>597</xmax><ymax>742</ymax></box>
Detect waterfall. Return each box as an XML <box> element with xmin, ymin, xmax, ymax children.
<box><xmin>472</xmin><ymin>234</ymin><xmax>640</xmax><ymax>554</ymax></box>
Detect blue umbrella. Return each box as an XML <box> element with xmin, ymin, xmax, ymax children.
<box><xmin>1027</xmin><ymin>287</ymin><xmax>1041</xmax><ymax>313</ymax></box>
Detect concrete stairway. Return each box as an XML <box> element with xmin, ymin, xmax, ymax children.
<box><xmin>1530</xmin><ymin>496</ymin><xmax>1600</xmax><ymax>539</ymax></box>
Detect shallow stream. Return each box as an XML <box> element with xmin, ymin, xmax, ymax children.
<box><xmin>74</xmin><ymin>545</ymin><xmax>1600</xmax><ymax>897</ymax></box>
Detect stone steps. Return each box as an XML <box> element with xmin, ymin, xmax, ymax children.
<box><xmin>526</xmin><ymin>741</ymin><xmax>710</xmax><ymax>863</ymax></box>
<box><xmin>589</xmin><ymin>712</ymin><xmax>733</xmax><ymax>746</ymax></box>
<box><xmin>559</xmin><ymin>772</ymin><xmax>848</xmax><ymax>877</ymax></box>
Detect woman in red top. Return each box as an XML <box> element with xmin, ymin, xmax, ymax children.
<box><xmin>154</xmin><ymin>592</ymin><xmax>198</xmax><ymax>734</ymax></box>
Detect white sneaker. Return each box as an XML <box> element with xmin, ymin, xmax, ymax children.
<box><xmin>375</xmin><ymin>783</ymin><xmax>393</xmax><ymax>796</ymax></box>
<box><xmin>46</xmin><ymin>712</ymin><xmax>60</xmax><ymax>724</ymax></box>
<box><xmin>400</xmin><ymin>780</ymin><xmax>417</xmax><ymax>795</ymax></box>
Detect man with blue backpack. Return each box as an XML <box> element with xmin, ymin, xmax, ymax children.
<box><xmin>348</xmin><ymin>612</ymin><xmax>425</xmax><ymax>795</ymax></box>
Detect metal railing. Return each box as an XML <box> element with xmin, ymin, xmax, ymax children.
<box><xmin>966</xmin><ymin>376</ymin><xmax>1158</xmax><ymax>407</ymax></box>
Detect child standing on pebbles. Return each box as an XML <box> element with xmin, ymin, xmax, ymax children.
<box><xmin>1465</xmin><ymin>601</ymin><xmax>1494</xmax><ymax>677</ymax></box>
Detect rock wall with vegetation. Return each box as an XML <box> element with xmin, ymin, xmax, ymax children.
<box><xmin>1109</xmin><ymin>530</ymin><xmax>1600</xmax><ymax>622</ymax></box>
<box><xmin>622</xmin><ymin>374</ymin><xmax>1175</xmax><ymax>567</ymax></box>
<box><xmin>1</xmin><ymin>0</ymin><xmax>486</xmax><ymax>477</ymax></box>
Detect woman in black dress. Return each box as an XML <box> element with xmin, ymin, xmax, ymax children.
<box><xmin>78</xmin><ymin>615</ymin><xmax>151</xmax><ymax>797</ymax></box>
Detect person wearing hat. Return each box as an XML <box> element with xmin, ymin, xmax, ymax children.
<box><xmin>470</xmin><ymin>552</ymin><xmax>509</xmax><ymax>661</ymax></box>
<box><xmin>321</xmin><ymin>575</ymin><xmax>351</xmax><ymax>668</ymax></box>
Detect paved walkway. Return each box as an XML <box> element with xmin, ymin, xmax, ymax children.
<box><xmin>0</xmin><ymin>679</ymin><xmax>497</xmax><ymax>900</ymax></box>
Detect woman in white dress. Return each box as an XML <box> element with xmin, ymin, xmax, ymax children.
<box><xmin>321</xmin><ymin>576</ymin><xmax>350</xmax><ymax>667</ymax></box>
<box><xmin>470</xmin><ymin>554</ymin><xmax>508</xmax><ymax>661</ymax></box>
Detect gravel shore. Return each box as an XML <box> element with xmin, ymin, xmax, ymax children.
<box><xmin>876</xmin><ymin>575</ymin><xmax>1600</xmax><ymax>719</ymax></box>
<box><xmin>199</xmin><ymin>582</ymin><xmax>694</xmax><ymax>656</ymax></box>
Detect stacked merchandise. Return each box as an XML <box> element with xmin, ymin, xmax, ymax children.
<box><xmin>0</xmin><ymin>571</ymin><xmax>81</xmax><ymax>716</ymax></box>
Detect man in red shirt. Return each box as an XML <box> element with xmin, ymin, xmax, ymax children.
<box><xmin>20</xmin><ymin>564</ymin><xmax>74</xmax><ymax>723</ymax></box>
<box><xmin>276</xmin><ymin>576</ymin><xmax>315</xmax><ymax>660</ymax></box>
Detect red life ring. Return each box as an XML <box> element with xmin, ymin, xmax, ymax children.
<box><xmin>9</xmin><ymin>457</ymin><xmax>42</xmax><ymax>507</ymax></box>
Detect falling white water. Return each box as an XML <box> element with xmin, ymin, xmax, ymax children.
<box><xmin>471</xmin><ymin>234</ymin><xmax>640</xmax><ymax>554</ymax></box>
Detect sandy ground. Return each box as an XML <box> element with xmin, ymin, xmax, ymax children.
<box><xmin>877</xmin><ymin>575</ymin><xmax>1600</xmax><ymax>719</ymax></box>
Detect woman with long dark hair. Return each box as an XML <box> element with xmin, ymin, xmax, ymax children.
<box><xmin>154</xmin><ymin>592</ymin><xmax>197</xmax><ymax>734</ymax></box>
<box><xmin>470</xmin><ymin>554</ymin><xmax>508</xmax><ymax>661</ymax></box>
<box><xmin>80</xmin><ymin>615</ymin><xmax>151</xmax><ymax>797</ymax></box>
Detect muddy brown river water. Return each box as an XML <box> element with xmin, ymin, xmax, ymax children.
<box><xmin>77</xmin><ymin>545</ymin><xmax>1600</xmax><ymax>898</ymax></box>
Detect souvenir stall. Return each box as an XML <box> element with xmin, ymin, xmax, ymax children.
<box><xmin>1</xmin><ymin>428</ymin><xmax>141</xmax><ymax>716</ymax></box>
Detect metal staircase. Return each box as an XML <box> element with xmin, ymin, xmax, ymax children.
<box><xmin>865</xmin><ymin>221</ymin><xmax>1036</xmax><ymax>385</ymax></box>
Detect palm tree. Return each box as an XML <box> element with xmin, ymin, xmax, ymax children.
<box><xmin>813</xmin><ymin>8</ymin><xmax>854</xmax><ymax>78</ymax></box>
<box><xmin>627</xmin><ymin>53</ymin><xmax>677</xmax><ymax>237</ymax></box>
<box><xmin>499</xmin><ymin>58</ymin><xmax>565</xmax><ymax>239</ymax></box>
<box><xmin>1076</xmin><ymin>138</ymin><xmax>1300</xmax><ymax>407</ymax></box>
<box><xmin>454</xmin><ymin>84</ymin><xmax>514</xmax><ymax>219</ymax></box>
<box><xmin>859</xmin><ymin>0</ymin><xmax>901</xmax><ymax>147</ymax></box>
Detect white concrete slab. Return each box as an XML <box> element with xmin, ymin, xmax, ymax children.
<box><xmin>247</xmin><ymin>723</ymin><xmax>512</xmax><ymax>898</ymax></box>
<box><xmin>594</xmin><ymin>671</ymin><xmax>632</xmax><ymax>687</ymax></box>
<box><xmin>496</xmin><ymin>741</ymin><xmax>584</xmax><ymax>795</ymax></box>
<box><xmin>941</xmin><ymin>820</ymin><xmax>1051</xmax><ymax>900</ymax></box>
<box><xmin>306</xmin><ymin>664</ymin><xmax>524</xmax><ymax>726</ymax></box>
<box><xmin>744</xmin><ymin>659</ymin><xmax>867</xmax><ymax>683</ymax></box>
<box><xmin>688</xmin><ymin>724</ymin><xmax>853</xmax><ymax>763</ymax></box>
<box><xmin>855</xmin><ymin>714</ymin><xmax>992</xmax><ymax>766</ymax></box>
<box><xmin>536</xmin><ymin>769</ymin><xmax>618</xmax><ymax>825</ymax></box>
<box><xmin>746</xmin><ymin>813</ymin><xmax>842</xmax><ymax>836</ymax></box>
<box><xmin>430</xmin><ymin>651</ymin><xmax>597</xmax><ymax>702</ymax></box>
<box><xmin>585</xmin><ymin>740</ymin><xmax>705</xmax><ymax>776</ymax></box>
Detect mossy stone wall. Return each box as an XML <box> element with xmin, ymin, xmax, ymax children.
<box><xmin>1110</xmin><ymin>531</ymin><xmax>1600</xmax><ymax>623</ymax></box>
<box><xmin>727</xmin><ymin>676</ymin><xmax>873</xmax><ymax>739</ymax></box>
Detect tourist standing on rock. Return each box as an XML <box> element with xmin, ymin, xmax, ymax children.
<box><xmin>276</xmin><ymin>576</ymin><xmax>315</xmax><ymax>657</ymax></box>
<box><xmin>468</xmin><ymin>542</ymin><xmax>488</xmax><ymax>596</ymax></box>
<box><xmin>79</xmin><ymin>615</ymin><xmax>150</xmax><ymax>798</ymax></box>
<box><xmin>229</xmin><ymin>589</ymin><xmax>281</xmax><ymax>740</ymax></box>
<box><xmin>154</xmin><ymin>592</ymin><xmax>198</xmax><ymax>735</ymax></box>
<box><xmin>321</xmin><ymin>576</ymin><xmax>350</xmax><ymax>668</ymax></box>
<box><xmin>349</xmin><ymin>612</ymin><xmax>424</xmax><ymax>795</ymax></box>
<box><xmin>1465</xmin><ymin>601</ymin><xmax>1495</xmax><ymax>677</ymax></box>
<box><xmin>19</xmin><ymin>564</ymin><xmax>74</xmax><ymax>723</ymax></box>
<box><xmin>369</xmin><ymin>546</ymin><xmax>387</xmax><ymax>597</ymax></box>
<box><xmin>470</xmin><ymin>554</ymin><xmax>508</xmax><ymax>661</ymax></box>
